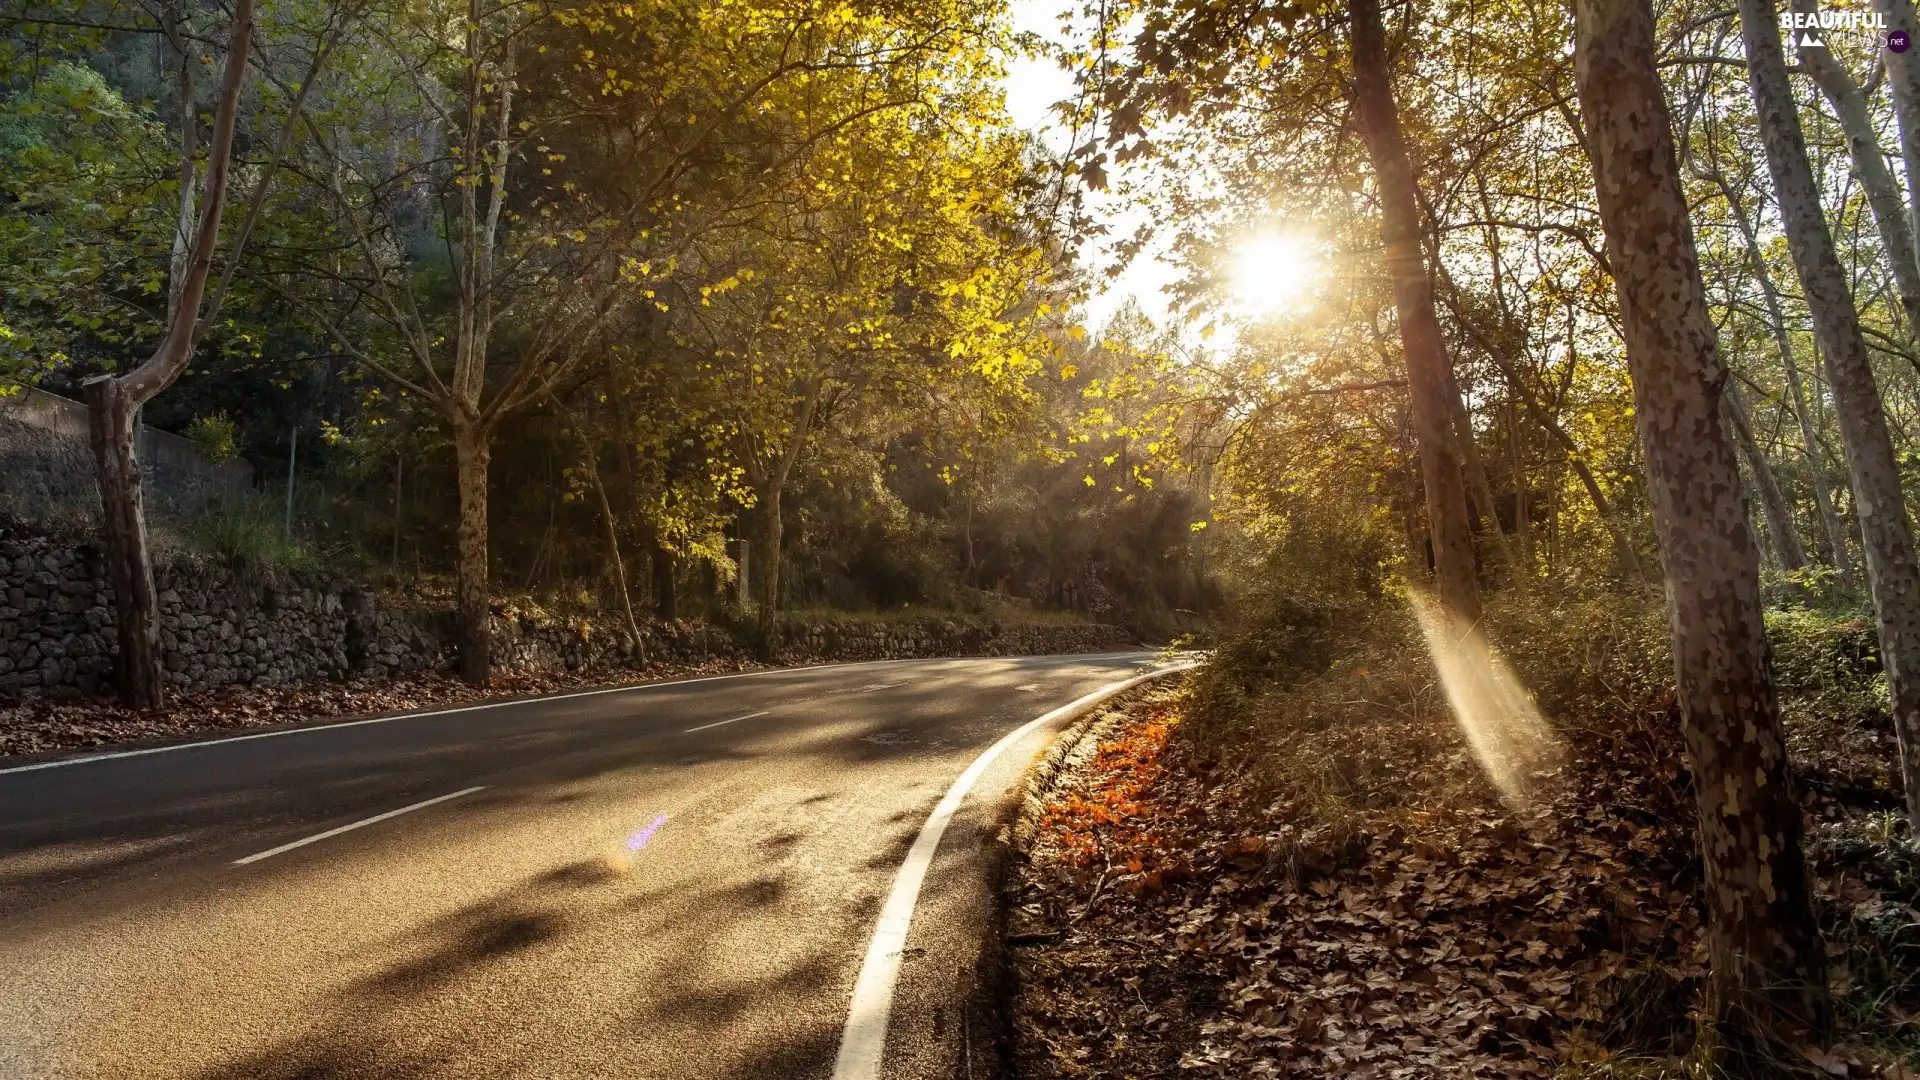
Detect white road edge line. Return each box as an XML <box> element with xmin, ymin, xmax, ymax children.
<box><xmin>232</xmin><ymin>786</ymin><xmax>486</xmax><ymax>865</ymax></box>
<box><xmin>682</xmin><ymin>710</ymin><xmax>769</xmax><ymax>734</ymax></box>
<box><xmin>0</xmin><ymin>652</ymin><xmax>1147</xmax><ymax>777</ymax></box>
<box><xmin>830</xmin><ymin>661</ymin><xmax>1198</xmax><ymax>1080</ymax></box>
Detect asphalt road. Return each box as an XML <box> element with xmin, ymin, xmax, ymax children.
<box><xmin>0</xmin><ymin>651</ymin><xmax>1167</xmax><ymax>1079</ymax></box>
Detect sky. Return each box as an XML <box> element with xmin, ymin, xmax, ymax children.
<box><xmin>998</xmin><ymin>0</ymin><xmax>1188</xmax><ymax>336</ymax></box>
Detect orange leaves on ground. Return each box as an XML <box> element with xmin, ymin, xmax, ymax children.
<box><xmin>1038</xmin><ymin>705</ymin><xmax>1175</xmax><ymax>869</ymax></box>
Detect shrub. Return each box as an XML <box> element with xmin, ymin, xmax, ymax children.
<box><xmin>183</xmin><ymin>414</ymin><xmax>239</xmax><ymax>464</ymax></box>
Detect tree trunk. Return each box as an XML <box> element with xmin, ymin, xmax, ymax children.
<box><xmin>1792</xmin><ymin>0</ymin><xmax>1920</xmax><ymax>342</ymax></box>
<box><xmin>85</xmin><ymin>379</ymin><xmax>165</xmax><ymax>713</ymax></box>
<box><xmin>1349</xmin><ymin>0</ymin><xmax>1480</xmax><ymax>621</ymax></box>
<box><xmin>1738</xmin><ymin>0</ymin><xmax>1920</xmax><ymax>833</ymax></box>
<box><xmin>1578</xmin><ymin>0</ymin><xmax>1830</xmax><ymax>1062</ymax></box>
<box><xmin>1725</xmin><ymin>388</ymin><xmax>1808</xmax><ymax>571</ymax></box>
<box><xmin>751</xmin><ymin>376</ymin><xmax>825</xmax><ymax>649</ymax></box>
<box><xmin>755</xmin><ymin>485</ymin><xmax>783</xmax><ymax>650</ymax></box>
<box><xmin>585</xmin><ymin>451</ymin><xmax>642</xmax><ymax>661</ymax></box>
<box><xmin>1508</xmin><ymin>401</ymin><xmax>1533</xmax><ymax>573</ymax></box>
<box><xmin>1448</xmin><ymin>378</ymin><xmax>1515</xmax><ymax>572</ymax></box>
<box><xmin>1873</xmin><ymin>0</ymin><xmax>1920</xmax><ymax>270</ymax></box>
<box><xmin>88</xmin><ymin>0</ymin><xmax>253</xmax><ymax>711</ymax></box>
<box><xmin>1714</xmin><ymin>170</ymin><xmax>1858</xmax><ymax>586</ymax></box>
<box><xmin>651</xmin><ymin>543</ymin><xmax>677</xmax><ymax>621</ymax></box>
<box><xmin>392</xmin><ymin>453</ymin><xmax>404</xmax><ymax>569</ymax></box>
<box><xmin>453</xmin><ymin>423</ymin><xmax>492</xmax><ymax>685</ymax></box>
<box><xmin>960</xmin><ymin>482</ymin><xmax>977</xmax><ymax>584</ymax></box>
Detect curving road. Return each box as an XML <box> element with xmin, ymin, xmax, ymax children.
<box><xmin>0</xmin><ymin>651</ymin><xmax>1170</xmax><ymax>1079</ymax></box>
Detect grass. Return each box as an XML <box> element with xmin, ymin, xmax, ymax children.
<box><xmin>184</xmin><ymin>494</ymin><xmax>316</xmax><ymax>571</ymax></box>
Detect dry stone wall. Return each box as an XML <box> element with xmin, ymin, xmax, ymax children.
<box><xmin>0</xmin><ymin>529</ymin><xmax>1133</xmax><ymax>699</ymax></box>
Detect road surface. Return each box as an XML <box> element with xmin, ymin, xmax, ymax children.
<box><xmin>0</xmin><ymin>651</ymin><xmax>1169</xmax><ymax>1079</ymax></box>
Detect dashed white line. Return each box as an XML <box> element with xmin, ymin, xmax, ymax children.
<box><xmin>681</xmin><ymin>710</ymin><xmax>770</xmax><ymax>734</ymax></box>
<box><xmin>232</xmin><ymin>786</ymin><xmax>486</xmax><ymax>865</ymax></box>
<box><xmin>830</xmin><ymin>662</ymin><xmax>1197</xmax><ymax>1080</ymax></box>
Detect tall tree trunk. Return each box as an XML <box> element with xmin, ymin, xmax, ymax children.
<box><xmin>753</xmin><ymin>377</ymin><xmax>825</xmax><ymax>649</ymax></box>
<box><xmin>164</xmin><ymin>3</ymin><xmax>196</xmax><ymax>328</ymax></box>
<box><xmin>453</xmin><ymin>422</ymin><xmax>492</xmax><ymax>685</ymax></box>
<box><xmin>1348</xmin><ymin>0</ymin><xmax>1480</xmax><ymax>621</ymax></box>
<box><xmin>1508</xmin><ymin>401</ymin><xmax>1533</xmax><ymax>574</ymax></box>
<box><xmin>1793</xmin><ymin>0</ymin><xmax>1920</xmax><ymax>340</ymax></box>
<box><xmin>1713</xmin><ymin>169</ymin><xmax>1858</xmax><ymax>586</ymax></box>
<box><xmin>755</xmin><ymin>486</ymin><xmax>784</xmax><ymax>649</ymax></box>
<box><xmin>1874</xmin><ymin>0</ymin><xmax>1920</xmax><ymax>269</ymax></box>
<box><xmin>1576</xmin><ymin>0</ymin><xmax>1830</xmax><ymax>1065</ymax></box>
<box><xmin>1725</xmin><ymin>388</ymin><xmax>1809</xmax><ymax>571</ymax></box>
<box><xmin>578</xmin><ymin>436</ymin><xmax>642</xmax><ymax>661</ymax></box>
<box><xmin>85</xmin><ymin>380</ymin><xmax>165</xmax><ymax>711</ymax></box>
<box><xmin>1738</xmin><ymin>0</ymin><xmax>1920</xmax><ymax>831</ymax></box>
<box><xmin>960</xmin><ymin>480</ymin><xmax>977</xmax><ymax>584</ymax></box>
<box><xmin>87</xmin><ymin>0</ymin><xmax>253</xmax><ymax>711</ymax></box>
<box><xmin>1447</xmin><ymin>376</ymin><xmax>1515</xmax><ymax>571</ymax></box>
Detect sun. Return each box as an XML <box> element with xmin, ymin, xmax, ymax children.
<box><xmin>1228</xmin><ymin>230</ymin><xmax>1325</xmax><ymax>318</ymax></box>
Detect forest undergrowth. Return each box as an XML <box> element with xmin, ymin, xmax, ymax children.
<box><xmin>1007</xmin><ymin>587</ymin><xmax>1920</xmax><ymax>1078</ymax></box>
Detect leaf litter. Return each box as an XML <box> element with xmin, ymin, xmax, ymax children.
<box><xmin>1006</xmin><ymin>679</ymin><xmax>1920</xmax><ymax>1078</ymax></box>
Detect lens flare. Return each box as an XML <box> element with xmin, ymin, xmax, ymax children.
<box><xmin>1408</xmin><ymin>592</ymin><xmax>1562</xmax><ymax>809</ymax></box>
<box><xmin>626</xmin><ymin>813</ymin><xmax>669</xmax><ymax>851</ymax></box>
<box><xmin>604</xmin><ymin>812</ymin><xmax>669</xmax><ymax>874</ymax></box>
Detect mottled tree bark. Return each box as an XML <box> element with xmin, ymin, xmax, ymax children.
<box><xmin>1348</xmin><ymin>0</ymin><xmax>1480</xmax><ymax>621</ymax></box>
<box><xmin>85</xmin><ymin>379</ymin><xmax>164</xmax><ymax>711</ymax></box>
<box><xmin>1873</xmin><ymin>0</ymin><xmax>1920</xmax><ymax>268</ymax></box>
<box><xmin>1738</xmin><ymin>0</ymin><xmax>1920</xmax><ymax>831</ymax></box>
<box><xmin>1575</xmin><ymin>0</ymin><xmax>1829</xmax><ymax>1065</ymax></box>
<box><xmin>1794</xmin><ymin>0</ymin><xmax>1920</xmax><ymax>340</ymax></box>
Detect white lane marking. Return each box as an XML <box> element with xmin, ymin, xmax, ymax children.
<box><xmin>232</xmin><ymin>786</ymin><xmax>486</xmax><ymax>865</ymax></box>
<box><xmin>682</xmin><ymin>710</ymin><xmax>769</xmax><ymax>734</ymax></box>
<box><xmin>0</xmin><ymin>653</ymin><xmax>1151</xmax><ymax>777</ymax></box>
<box><xmin>1015</xmin><ymin>683</ymin><xmax>1041</xmax><ymax>692</ymax></box>
<box><xmin>830</xmin><ymin>662</ymin><xmax>1197</xmax><ymax>1080</ymax></box>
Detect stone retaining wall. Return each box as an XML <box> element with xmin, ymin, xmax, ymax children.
<box><xmin>0</xmin><ymin>530</ymin><xmax>1133</xmax><ymax>698</ymax></box>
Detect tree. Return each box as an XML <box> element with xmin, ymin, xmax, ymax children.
<box><xmin>1735</xmin><ymin>0</ymin><xmax>1920</xmax><ymax>831</ymax></box>
<box><xmin>1346</xmin><ymin>0</ymin><xmax>1478</xmax><ymax>619</ymax></box>
<box><xmin>1694</xmin><ymin>158</ymin><xmax>1857</xmax><ymax>587</ymax></box>
<box><xmin>1574</xmin><ymin>0</ymin><xmax>1828</xmax><ymax>1064</ymax></box>
<box><xmin>82</xmin><ymin>0</ymin><xmax>254</xmax><ymax>711</ymax></box>
<box><xmin>1790</xmin><ymin>0</ymin><xmax>1920</xmax><ymax>344</ymax></box>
